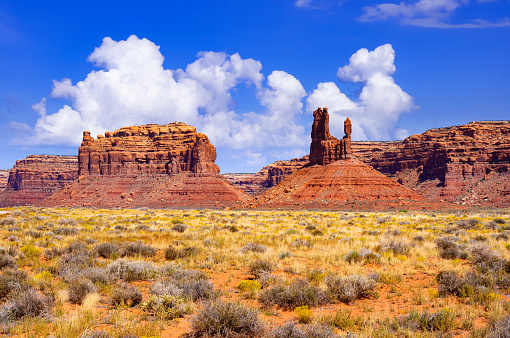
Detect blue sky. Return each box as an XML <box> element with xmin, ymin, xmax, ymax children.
<box><xmin>0</xmin><ymin>0</ymin><xmax>509</xmax><ymax>173</ymax></box>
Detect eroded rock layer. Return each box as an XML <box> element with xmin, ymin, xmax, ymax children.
<box><xmin>0</xmin><ymin>155</ymin><xmax>78</xmax><ymax>207</ymax></box>
<box><xmin>243</xmin><ymin>158</ymin><xmax>434</xmax><ymax>210</ymax></box>
<box><xmin>310</xmin><ymin>108</ymin><xmax>351</xmax><ymax>165</ymax></box>
<box><xmin>79</xmin><ymin>122</ymin><xmax>220</xmax><ymax>176</ymax></box>
<box><xmin>0</xmin><ymin>170</ymin><xmax>9</xmax><ymax>192</ymax></box>
<box><xmin>224</xmin><ymin>156</ymin><xmax>309</xmax><ymax>195</ymax></box>
<box><xmin>40</xmin><ymin>173</ymin><xmax>249</xmax><ymax>208</ymax></box>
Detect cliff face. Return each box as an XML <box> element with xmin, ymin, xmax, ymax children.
<box><xmin>0</xmin><ymin>170</ymin><xmax>8</xmax><ymax>192</ymax></box>
<box><xmin>78</xmin><ymin>122</ymin><xmax>220</xmax><ymax>176</ymax></box>
<box><xmin>0</xmin><ymin>155</ymin><xmax>78</xmax><ymax>207</ymax></box>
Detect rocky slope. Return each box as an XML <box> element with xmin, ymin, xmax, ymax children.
<box><xmin>243</xmin><ymin>158</ymin><xmax>434</xmax><ymax>210</ymax></box>
<box><xmin>0</xmin><ymin>155</ymin><xmax>78</xmax><ymax>207</ymax></box>
<box><xmin>41</xmin><ymin>122</ymin><xmax>248</xmax><ymax>208</ymax></box>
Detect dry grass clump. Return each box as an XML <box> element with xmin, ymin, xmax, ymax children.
<box><xmin>164</xmin><ymin>245</ymin><xmax>200</xmax><ymax>260</ymax></box>
<box><xmin>0</xmin><ymin>269</ymin><xmax>28</xmax><ymax>301</ymax></box>
<box><xmin>0</xmin><ymin>217</ymin><xmax>16</xmax><ymax>226</ymax></box>
<box><xmin>94</xmin><ymin>243</ymin><xmax>120</xmax><ymax>258</ymax></box>
<box><xmin>142</xmin><ymin>295</ymin><xmax>193</xmax><ymax>320</ymax></box>
<box><xmin>187</xmin><ymin>300</ymin><xmax>265</xmax><ymax>338</ymax></box>
<box><xmin>394</xmin><ymin>308</ymin><xmax>457</xmax><ymax>333</ymax></box>
<box><xmin>0</xmin><ymin>253</ymin><xmax>16</xmax><ymax>270</ymax></box>
<box><xmin>151</xmin><ymin>267</ymin><xmax>216</xmax><ymax>301</ymax></box>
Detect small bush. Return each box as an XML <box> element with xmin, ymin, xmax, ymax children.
<box><xmin>241</xmin><ymin>242</ymin><xmax>268</xmax><ymax>253</ymax></box>
<box><xmin>237</xmin><ymin>280</ymin><xmax>262</xmax><ymax>292</ymax></box>
<box><xmin>379</xmin><ymin>238</ymin><xmax>411</xmax><ymax>256</ymax></box>
<box><xmin>111</xmin><ymin>283</ymin><xmax>142</xmax><ymax>307</ymax></box>
<box><xmin>295</xmin><ymin>306</ymin><xmax>313</xmax><ymax>324</ymax></box>
<box><xmin>171</xmin><ymin>223</ymin><xmax>189</xmax><ymax>233</ymax></box>
<box><xmin>0</xmin><ymin>254</ymin><xmax>16</xmax><ymax>270</ymax></box>
<box><xmin>164</xmin><ymin>245</ymin><xmax>200</xmax><ymax>260</ymax></box>
<box><xmin>249</xmin><ymin>259</ymin><xmax>275</xmax><ymax>279</ymax></box>
<box><xmin>0</xmin><ymin>217</ymin><xmax>16</xmax><ymax>226</ymax></box>
<box><xmin>325</xmin><ymin>274</ymin><xmax>376</xmax><ymax>304</ymax></box>
<box><xmin>258</xmin><ymin>279</ymin><xmax>329</xmax><ymax>309</ymax></box>
<box><xmin>52</xmin><ymin>227</ymin><xmax>79</xmax><ymax>236</ymax></box>
<box><xmin>152</xmin><ymin>278</ymin><xmax>215</xmax><ymax>301</ymax></box>
<box><xmin>142</xmin><ymin>295</ymin><xmax>193</xmax><ymax>320</ymax></box>
<box><xmin>95</xmin><ymin>243</ymin><xmax>120</xmax><ymax>259</ymax></box>
<box><xmin>106</xmin><ymin>259</ymin><xmax>157</xmax><ymax>281</ymax></box>
<box><xmin>436</xmin><ymin>236</ymin><xmax>468</xmax><ymax>260</ymax></box>
<box><xmin>122</xmin><ymin>241</ymin><xmax>157</xmax><ymax>257</ymax></box>
<box><xmin>269</xmin><ymin>321</ymin><xmax>338</xmax><ymax>338</ymax></box>
<box><xmin>68</xmin><ymin>278</ymin><xmax>97</xmax><ymax>304</ymax></box>
<box><xmin>0</xmin><ymin>288</ymin><xmax>53</xmax><ymax>322</ymax></box>
<box><xmin>319</xmin><ymin>308</ymin><xmax>364</xmax><ymax>331</ymax></box>
<box><xmin>57</xmin><ymin>252</ymin><xmax>96</xmax><ymax>282</ymax></box>
<box><xmin>188</xmin><ymin>300</ymin><xmax>265</xmax><ymax>338</ymax></box>
<box><xmin>0</xmin><ymin>269</ymin><xmax>28</xmax><ymax>300</ymax></box>
<box><xmin>396</xmin><ymin>308</ymin><xmax>457</xmax><ymax>332</ymax></box>
<box><xmin>485</xmin><ymin>315</ymin><xmax>510</xmax><ymax>338</ymax></box>
<box><xmin>457</xmin><ymin>218</ymin><xmax>479</xmax><ymax>229</ymax></box>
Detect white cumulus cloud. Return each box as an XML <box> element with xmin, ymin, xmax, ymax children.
<box><xmin>307</xmin><ymin>44</ymin><xmax>414</xmax><ymax>140</ymax></box>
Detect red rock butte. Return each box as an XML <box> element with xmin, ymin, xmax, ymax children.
<box><xmin>243</xmin><ymin>108</ymin><xmax>446</xmax><ymax>210</ymax></box>
<box><xmin>41</xmin><ymin>122</ymin><xmax>249</xmax><ymax>208</ymax></box>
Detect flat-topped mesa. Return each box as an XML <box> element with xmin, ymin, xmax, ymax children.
<box><xmin>310</xmin><ymin>107</ymin><xmax>352</xmax><ymax>165</ymax></box>
<box><xmin>78</xmin><ymin>122</ymin><xmax>220</xmax><ymax>176</ymax></box>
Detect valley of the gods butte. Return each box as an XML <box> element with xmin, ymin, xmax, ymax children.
<box><xmin>1</xmin><ymin>107</ymin><xmax>510</xmax><ymax>209</ymax></box>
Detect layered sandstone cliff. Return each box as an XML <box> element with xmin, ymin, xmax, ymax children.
<box><xmin>41</xmin><ymin>122</ymin><xmax>248</xmax><ymax>208</ymax></box>
<box><xmin>0</xmin><ymin>170</ymin><xmax>9</xmax><ymax>192</ymax></box>
<box><xmin>79</xmin><ymin>123</ymin><xmax>220</xmax><ymax>176</ymax></box>
<box><xmin>310</xmin><ymin>108</ymin><xmax>351</xmax><ymax>165</ymax></box>
<box><xmin>0</xmin><ymin>155</ymin><xmax>78</xmax><ymax>207</ymax></box>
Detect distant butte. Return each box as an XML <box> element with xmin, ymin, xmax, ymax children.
<box><xmin>242</xmin><ymin>108</ymin><xmax>437</xmax><ymax>210</ymax></box>
<box><xmin>41</xmin><ymin>122</ymin><xmax>248</xmax><ymax>208</ymax></box>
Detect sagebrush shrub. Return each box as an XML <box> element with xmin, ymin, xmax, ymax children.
<box><xmin>249</xmin><ymin>259</ymin><xmax>275</xmax><ymax>279</ymax></box>
<box><xmin>0</xmin><ymin>288</ymin><xmax>53</xmax><ymax>322</ymax></box>
<box><xmin>95</xmin><ymin>243</ymin><xmax>120</xmax><ymax>258</ymax></box>
<box><xmin>68</xmin><ymin>278</ymin><xmax>97</xmax><ymax>304</ymax></box>
<box><xmin>269</xmin><ymin>321</ymin><xmax>338</xmax><ymax>338</ymax></box>
<box><xmin>122</xmin><ymin>241</ymin><xmax>157</xmax><ymax>257</ymax></box>
<box><xmin>141</xmin><ymin>295</ymin><xmax>193</xmax><ymax>320</ymax></box>
<box><xmin>106</xmin><ymin>259</ymin><xmax>157</xmax><ymax>281</ymax></box>
<box><xmin>379</xmin><ymin>238</ymin><xmax>411</xmax><ymax>256</ymax></box>
<box><xmin>111</xmin><ymin>283</ymin><xmax>142</xmax><ymax>307</ymax></box>
<box><xmin>0</xmin><ymin>269</ymin><xmax>28</xmax><ymax>300</ymax></box>
<box><xmin>188</xmin><ymin>300</ymin><xmax>265</xmax><ymax>338</ymax></box>
<box><xmin>0</xmin><ymin>254</ymin><xmax>16</xmax><ymax>270</ymax></box>
<box><xmin>258</xmin><ymin>279</ymin><xmax>329</xmax><ymax>309</ymax></box>
<box><xmin>241</xmin><ymin>242</ymin><xmax>268</xmax><ymax>253</ymax></box>
<box><xmin>325</xmin><ymin>274</ymin><xmax>376</xmax><ymax>304</ymax></box>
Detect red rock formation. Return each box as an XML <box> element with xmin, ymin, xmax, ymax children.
<box><xmin>246</xmin><ymin>121</ymin><xmax>510</xmax><ymax>207</ymax></box>
<box><xmin>242</xmin><ymin>158</ymin><xmax>438</xmax><ymax>210</ymax></box>
<box><xmin>78</xmin><ymin>122</ymin><xmax>220</xmax><ymax>176</ymax></box>
<box><xmin>0</xmin><ymin>155</ymin><xmax>78</xmax><ymax>207</ymax></box>
<box><xmin>0</xmin><ymin>170</ymin><xmax>8</xmax><ymax>192</ymax></box>
<box><xmin>310</xmin><ymin>108</ymin><xmax>351</xmax><ymax>165</ymax></box>
<box><xmin>224</xmin><ymin>155</ymin><xmax>309</xmax><ymax>195</ymax></box>
<box><xmin>41</xmin><ymin>122</ymin><xmax>248</xmax><ymax>208</ymax></box>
